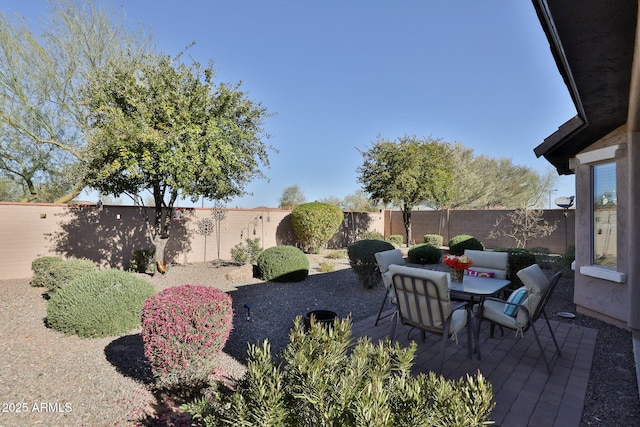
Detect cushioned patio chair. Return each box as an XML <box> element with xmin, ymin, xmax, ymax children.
<box><xmin>463</xmin><ymin>249</ymin><xmax>509</xmax><ymax>279</ymax></box>
<box><xmin>374</xmin><ymin>249</ymin><xmax>406</xmax><ymax>325</ymax></box>
<box><xmin>479</xmin><ymin>264</ymin><xmax>562</xmax><ymax>373</ymax></box>
<box><xmin>389</xmin><ymin>264</ymin><xmax>473</xmax><ymax>374</ymax></box>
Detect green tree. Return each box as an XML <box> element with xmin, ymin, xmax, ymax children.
<box><xmin>447</xmin><ymin>143</ymin><xmax>557</xmax><ymax>209</ymax></box>
<box><xmin>279</xmin><ymin>184</ymin><xmax>306</xmax><ymax>210</ymax></box>
<box><xmin>81</xmin><ymin>53</ymin><xmax>271</xmax><ymax>263</ymax></box>
<box><xmin>0</xmin><ymin>0</ymin><xmax>151</xmax><ymax>202</ymax></box>
<box><xmin>357</xmin><ymin>135</ymin><xmax>454</xmax><ymax>244</ymax></box>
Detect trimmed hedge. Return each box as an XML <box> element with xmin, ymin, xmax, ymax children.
<box><xmin>448</xmin><ymin>235</ymin><xmax>484</xmax><ymax>256</ymax></box>
<box><xmin>30</xmin><ymin>256</ymin><xmax>63</xmax><ymax>287</ymax></box>
<box><xmin>407</xmin><ymin>244</ymin><xmax>442</xmax><ymax>264</ymax></box>
<box><xmin>46</xmin><ymin>269</ymin><xmax>155</xmax><ymax>338</ymax></box>
<box><xmin>141</xmin><ymin>285</ymin><xmax>233</xmax><ymax>391</ymax></box>
<box><xmin>424</xmin><ymin>234</ymin><xmax>444</xmax><ymax>248</ymax></box>
<box><xmin>256</xmin><ymin>246</ymin><xmax>309</xmax><ymax>282</ymax></box>
<box><xmin>291</xmin><ymin>202</ymin><xmax>344</xmax><ymax>253</ymax></box>
<box><xmin>44</xmin><ymin>258</ymin><xmax>98</xmax><ymax>293</ymax></box>
<box><xmin>347</xmin><ymin>239</ymin><xmax>395</xmax><ymax>288</ymax></box>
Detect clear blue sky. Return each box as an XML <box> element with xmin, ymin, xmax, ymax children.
<box><xmin>9</xmin><ymin>1</ymin><xmax>577</xmax><ymax>209</ymax></box>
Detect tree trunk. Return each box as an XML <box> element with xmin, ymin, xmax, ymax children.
<box><xmin>403</xmin><ymin>207</ymin><xmax>412</xmax><ymax>246</ymax></box>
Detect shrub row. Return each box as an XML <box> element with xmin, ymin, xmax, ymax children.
<box><xmin>186</xmin><ymin>317</ymin><xmax>494</xmax><ymax>426</ymax></box>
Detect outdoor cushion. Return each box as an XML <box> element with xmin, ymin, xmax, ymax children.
<box><xmin>468</xmin><ymin>269</ymin><xmax>495</xmax><ymax>278</ymax></box>
<box><xmin>504</xmin><ymin>286</ymin><xmax>527</xmax><ymax>316</ymax></box>
<box><xmin>463</xmin><ymin>250</ymin><xmax>508</xmax><ymax>279</ymax></box>
<box><xmin>375</xmin><ymin>249</ymin><xmax>406</xmax><ymax>289</ymax></box>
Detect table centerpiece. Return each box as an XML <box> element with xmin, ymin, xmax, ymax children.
<box><xmin>443</xmin><ymin>254</ymin><xmax>473</xmax><ymax>282</ymax></box>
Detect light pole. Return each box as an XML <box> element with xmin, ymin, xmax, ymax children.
<box><xmin>548</xmin><ymin>189</ymin><xmax>557</xmax><ymax>209</ymax></box>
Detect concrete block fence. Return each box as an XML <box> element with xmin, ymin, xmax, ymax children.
<box><xmin>0</xmin><ymin>203</ymin><xmax>573</xmax><ymax>280</ymax></box>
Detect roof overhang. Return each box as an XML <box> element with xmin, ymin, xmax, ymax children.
<box><xmin>532</xmin><ymin>0</ymin><xmax>638</xmax><ymax>174</ymax></box>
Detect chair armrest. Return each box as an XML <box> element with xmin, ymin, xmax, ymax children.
<box><xmin>480</xmin><ymin>297</ymin><xmax>532</xmax><ymax>319</ymax></box>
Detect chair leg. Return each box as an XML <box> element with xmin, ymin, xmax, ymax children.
<box><xmin>542</xmin><ymin>311</ymin><xmax>562</xmax><ymax>356</ymax></box>
<box><xmin>466</xmin><ymin>311</ymin><xmax>474</xmax><ymax>360</ymax></box>
<box><xmin>530</xmin><ymin>322</ymin><xmax>554</xmax><ymax>373</ymax></box>
<box><xmin>437</xmin><ymin>318</ymin><xmax>452</xmax><ymax>374</ymax></box>
<box><xmin>389</xmin><ymin>310</ymin><xmax>398</xmax><ymax>342</ymax></box>
<box><xmin>374</xmin><ymin>292</ymin><xmax>389</xmax><ymax>326</ymax></box>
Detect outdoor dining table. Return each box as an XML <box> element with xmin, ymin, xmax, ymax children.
<box><xmin>446</xmin><ymin>273</ymin><xmax>512</xmax><ymax>360</ymax></box>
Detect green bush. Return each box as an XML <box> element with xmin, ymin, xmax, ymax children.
<box><xmin>256</xmin><ymin>246</ymin><xmax>309</xmax><ymax>282</ymax></box>
<box><xmin>386</xmin><ymin>234</ymin><xmax>404</xmax><ymax>247</ymax></box>
<box><xmin>347</xmin><ymin>239</ymin><xmax>394</xmax><ymax>288</ymax></box>
<box><xmin>496</xmin><ymin>248</ymin><xmax>537</xmax><ymax>288</ymax></box>
<box><xmin>407</xmin><ymin>244</ymin><xmax>442</xmax><ymax>264</ymax></box>
<box><xmin>186</xmin><ymin>317</ymin><xmax>494</xmax><ymax>426</ymax></box>
<box><xmin>424</xmin><ymin>234</ymin><xmax>444</xmax><ymax>247</ymax></box>
<box><xmin>30</xmin><ymin>256</ymin><xmax>63</xmax><ymax>287</ymax></box>
<box><xmin>448</xmin><ymin>235</ymin><xmax>484</xmax><ymax>256</ymax></box>
<box><xmin>291</xmin><ymin>202</ymin><xmax>344</xmax><ymax>253</ymax></box>
<box><xmin>141</xmin><ymin>285</ymin><xmax>233</xmax><ymax>392</ymax></box>
<box><xmin>44</xmin><ymin>258</ymin><xmax>98</xmax><ymax>293</ymax></box>
<box><xmin>46</xmin><ymin>269</ymin><xmax>155</xmax><ymax>338</ymax></box>
<box><xmin>357</xmin><ymin>231</ymin><xmax>384</xmax><ymax>241</ymax></box>
<box><xmin>231</xmin><ymin>238</ymin><xmax>263</xmax><ymax>265</ymax></box>
<box><xmin>129</xmin><ymin>248</ymin><xmax>155</xmax><ymax>273</ymax></box>
<box><xmin>555</xmin><ymin>244</ymin><xmax>576</xmax><ymax>274</ymax></box>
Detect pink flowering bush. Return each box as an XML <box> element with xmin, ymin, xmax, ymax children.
<box><xmin>140</xmin><ymin>284</ymin><xmax>233</xmax><ymax>392</ymax></box>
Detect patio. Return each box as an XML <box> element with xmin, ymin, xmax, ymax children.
<box><xmin>351</xmin><ymin>310</ymin><xmax>597</xmax><ymax>427</ymax></box>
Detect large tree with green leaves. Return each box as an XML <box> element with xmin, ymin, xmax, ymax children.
<box><xmin>357</xmin><ymin>135</ymin><xmax>454</xmax><ymax>244</ymax></box>
<box><xmin>81</xmin><ymin>53</ymin><xmax>271</xmax><ymax>262</ymax></box>
<box><xmin>446</xmin><ymin>143</ymin><xmax>558</xmax><ymax>209</ymax></box>
<box><xmin>0</xmin><ymin>0</ymin><xmax>151</xmax><ymax>202</ymax></box>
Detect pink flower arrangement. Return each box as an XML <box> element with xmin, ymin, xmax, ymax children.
<box><xmin>443</xmin><ymin>254</ymin><xmax>473</xmax><ymax>271</ymax></box>
<box><xmin>140</xmin><ymin>284</ymin><xmax>233</xmax><ymax>390</ymax></box>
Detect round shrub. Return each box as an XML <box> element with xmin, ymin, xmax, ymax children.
<box><xmin>386</xmin><ymin>234</ymin><xmax>404</xmax><ymax>247</ymax></box>
<box><xmin>448</xmin><ymin>234</ymin><xmax>484</xmax><ymax>256</ymax></box>
<box><xmin>498</xmin><ymin>248</ymin><xmax>537</xmax><ymax>288</ymax></box>
<box><xmin>347</xmin><ymin>239</ymin><xmax>394</xmax><ymax>288</ymax></box>
<box><xmin>256</xmin><ymin>246</ymin><xmax>309</xmax><ymax>282</ymax></box>
<box><xmin>141</xmin><ymin>285</ymin><xmax>233</xmax><ymax>391</ymax></box>
<box><xmin>46</xmin><ymin>269</ymin><xmax>155</xmax><ymax>338</ymax></box>
<box><xmin>291</xmin><ymin>202</ymin><xmax>344</xmax><ymax>253</ymax></box>
<box><xmin>30</xmin><ymin>256</ymin><xmax>63</xmax><ymax>287</ymax></box>
<box><xmin>407</xmin><ymin>244</ymin><xmax>442</xmax><ymax>264</ymax></box>
<box><xmin>45</xmin><ymin>258</ymin><xmax>98</xmax><ymax>293</ymax></box>
<box><xmin>423</xmin><ymin>234</ymin><xmax>444</xmax><ymax>248</ymax></box>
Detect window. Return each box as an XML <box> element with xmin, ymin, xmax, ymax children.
<box><xmin>592</xmin><ymin>162</ymin><xmax>617</xmax><ymax>267</ymax></box>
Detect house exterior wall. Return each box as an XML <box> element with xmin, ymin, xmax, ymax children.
<box><xmin>571</xmin><ymin>125</ymin><xmax>631</xmax><ymax>328</ymax></box>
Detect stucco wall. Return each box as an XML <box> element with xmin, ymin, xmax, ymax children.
<box><xmin>571</xmin><ymin>125</ymin><xmax>630</xmax><ymax>327</ymax></box>
<box><xmin>0</xmin><ymin>202</ymin><xmax>574</xmax><ymax>281</ymax></box>
<box><xmin>387</xmin><ymin>208</ymin><xmax>575</xmax><ymax>253</ymax></box>
<box><xmin>0</xmin><ymin>203</ymin><xmax>385</xmax><ymax>280</ymax></box>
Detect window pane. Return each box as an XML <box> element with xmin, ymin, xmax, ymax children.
<box><xmin>593</xmin><ymin>163</ymin><xmax>617</xmax><ymax>267</ymax></box>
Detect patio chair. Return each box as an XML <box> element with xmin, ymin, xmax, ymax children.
<box><xmin>464</xmin><ymin>249</ymin><xmax>509</xmax><ymax>279</ymax></box>
<box><xmin>374</xmin><ymin>249</ymin><xmax>406</xmax><ymax>325</ymax></box>
<box><xmin>479</xmin><ymin>264</ymin><xmax>562</xmax><ymax>373</ymax></box>
<box><xmin>389</xmin><ymin>264</ymin><xmax>473</xmax><ymax>374</ymax></box>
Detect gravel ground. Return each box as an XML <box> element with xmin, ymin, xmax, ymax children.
<box><xmin>0</xmin><ymin>254</ymin><xmax>638</xmax><ymax>426</ymax></box>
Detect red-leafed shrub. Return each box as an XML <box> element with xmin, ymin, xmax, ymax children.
<box><xmin>140</xmin><ymin>284</ymin><xmax>233</xmax><ymax>392</ymax></box>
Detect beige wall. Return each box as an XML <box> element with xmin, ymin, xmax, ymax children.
<box><xmin>387</xmin><ymin>208</ymin><xmax>575</xmax><ymax>253</ymax></box>
<box><xmin>570</xmin><ymin>125</ymin><xmax>630</xmax><ymax>327</ymax></box>
<box><xmin>0</xmin><ymin>203</ymin><xmax>384</xmax><ymax>280</ymax></box>
<box><xmin>1</xmin><ymin>202</ymin><xmax>574</xmax><ymax>280</ymax></box>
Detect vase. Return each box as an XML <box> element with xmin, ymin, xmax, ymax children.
<box><xmin>450</xmin><ymin>268</ymin><xmax>464</xmax><ymax>283</ymax></box>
